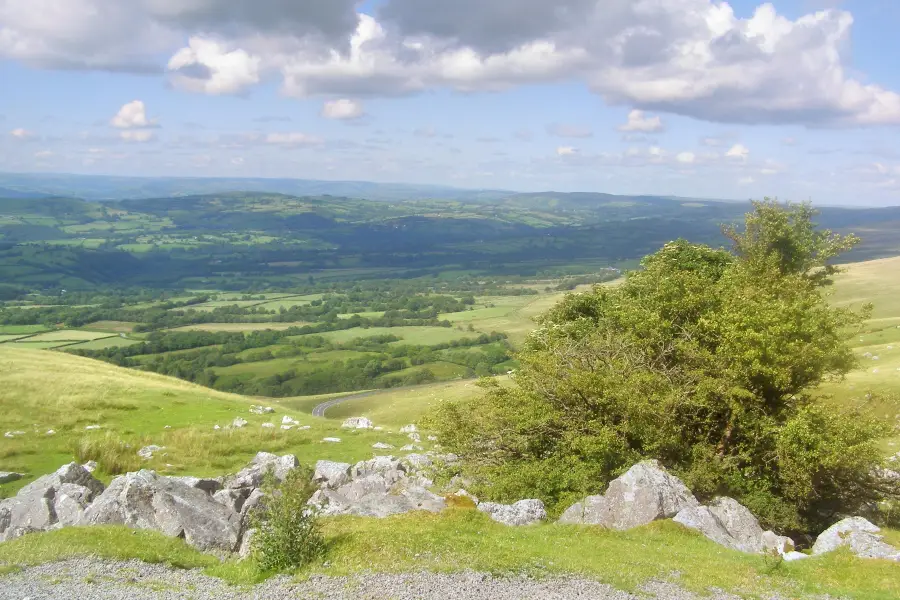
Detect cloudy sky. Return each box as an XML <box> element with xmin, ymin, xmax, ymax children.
<box><xmin>2</xmin><ymin>0</ymin><xmax>899</xmax><ymax>205</ymax></box>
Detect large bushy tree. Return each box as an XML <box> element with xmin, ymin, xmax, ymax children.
<box><xmin>430</xmin><ymin>200</ymin><xmax>898</xmax><ymax>534</ymax></box>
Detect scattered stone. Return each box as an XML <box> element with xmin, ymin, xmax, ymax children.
<box><xmin>84</xmin><ymin>425</ymin><xmax>101</xmax><ymax>431</ymax></box>
<box><xmin>341</xmin><ymin>417</ymin><xmax>374</xmax><ymax>430</ymax></box>
<box><xmin>82</xmin><ymin>470</ymin><xmax>241</xmax><ymax>552</ymax></box>
<box><xmin>399</xmin><ymin>444</ymin><xmax>422</xmax><ymax>452</ymax></box>
<box><xmin>213</xmin><ymin>425</ymin><xmax>221</xmax><ymax>430</ymax></box>
<box><xmin>45</xmin><ymin>430</ymin><xmax>56</xmax><ymax>436</ymax></box>
<box><xmin>408</xmin><ymin>432</ymin><xmax>421</xmax><ymax>443</ymax></box>
<box><xmin>4</xmin><ymin>431</ymin><xmax>25</xmax><ymax>438</ymax></box>
<box><xmin>281</xmin><ymin>416</ymin><xmax>299</xmax><ymax>426</ymax></box>
<box><xmin>0</xmin><ymin>463</ymin><xmax>104</xmax><ymax>542</ymax></box>
<box><xmin>558</xmin><ymin>460</ymin><xmax>698</xmax><ymax>529</ymax></box>
<box><xmin>373</xmin><ymin>426</ymin><xmax>384</xmax><ymax>431</ymax></box>
<box><xmin>261</xmin><ymin>423</ymin><xmax>275</xmax><ymax>429</ymax></box>
<box><xmin>249</xmin><ymin>405</ymin><xmax>275</xmax><ymax>415</ymax></box>
<box><xmin>164</xmin><ymin>425</ymin><xmax>172</xmax><ymax>430</ymax></box>
<box><xmin>812</xmin><ymin>517</ymin><xmax>900</xmax><ymax>561</ymax></box>
<box><xmin>400</xmin><ymin>424</ymin><xmax>418</xmax><ymax>433</ymax></box>
<box><xmin>280</xmin><ymin>425</ymin><xmax>294</xmax><ymax>430</ymax></box>
<box><xmin>323</xmin><ymin>437</ymin><xmax>342</xmax><ymax>443</ymax></box>
<box><xmin>427</xmin><ymin>435</ymin><xmax>438</xmax><ymax>442</ymax></box>
<box><xmin>137</xmin><ymin>445</ymin><xmax>165</xmax><ymax>460</ymax></box>
<box><xmin>298</xmin><ymin>425</ymin><xmax>311</xmax><ymax>430</ymax></box>
<box><xmin>401</xmin><ymin>454</ymin><xmax>433</xmax><ymax>470</ymax></box>
<box><xmin>478</xmin><ymin>499</ymin><xmax>546</xmax><ymax>526</ymax></box>
<box><xmin>231</xmin><ymin>418</ymin><xmax>248</xmax><ymax>429</ymax></box>
<box><xmin>313</xmin><ymin>461</ymin><xmax>352</xmax><ymax>489</ymax></box>
<box><xmin>0</xmin><ymin>472</ymin><xmax>23</xmax><ymax>485</ymax></box>
<box><xmin>372</xmin><ymin>442</ymin><xmax>394</xmax><ymax>450</ymax></box>
<box><xmin>82</xmin><ymin>461</ymin><xmax>98</xmax><ymax>473</ymax></box>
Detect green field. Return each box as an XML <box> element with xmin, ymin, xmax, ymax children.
<box><xmin>0</xmin><ymin>324</ymin><xmax>48</xmax><ymax>335</ymax></box>
<box><xmin>5</xmin><ymin>341</ymin><xmax>72</xmax><ymax>350</ymax></box>
<box><xmin>65</xmin><ymin>337</ymin><xmax>141</xmax><ymax>351</ymax></box>
<box><xmin>168</xmin><ymin>322</ymin><xmax>312</xmax><ymax>333</ymax></box>
<box><xmin>301</xmin><ymin>326</ymin><xmax>484</xmax><ymax>346</ymax></box>
<box><xmin>27</xmin><ymin>330</ymin><xmax>115</xmax><ymax>342</ymax></box>
<box><xmin>81</xmin><ymin>321</ymin><xmax>139</xmax><ymax>333</ymax></box>
<box><xmin>0</xmin><ymin>334</ymin><xmax>28</xmax><ymax>342</ymax></box>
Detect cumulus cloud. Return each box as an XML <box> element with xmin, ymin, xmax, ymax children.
<box><xmin>9</xmin><ymin>128</ymin><xmax>34</xmax><ymax>140</ymax></box>
<box><xmin>725</xmin><ymin>143</ymin><xmax>750</xmax><ymax>160</ymax></box>
<box><xmin>111</xmin><ymin>100</ymin><xmax>155</xmax><ymax>129</ymax></box>
<box><xmin>619</xmin><ymin>110</ymin><xmax>664</xmax><ymax>133</ymax></box>
<box><xmin>676</xmin><ymin>151</ymin><xmax>696</xmax><ymax>164</ymax></box>
<box><xmin>548</xmin><ymin>123</ymin><xmax>593</xmax><ymax>138</ymax></box>
<box><xmin>739</xmin><ymin>176</ymin><xmax>756</xmax><ymax>185</ymax></box>
<box><xmin>557</xmin><ymin>146</ymin><xmax>578</xmax><ymax>156</ymax></box>
<box><xmin>1</xmin><ymin>1</ymin><xmax>899</xmax><ymax>127</ymax></box>
<box><xmin>167</xmin><ymin>37</ymin><xmax>260</xmax><ymax>95</ymax></box>
<box><xmin>322</xmin><ymin>98</ymin><xmax>365</xmax><ymax>120</ymax></box>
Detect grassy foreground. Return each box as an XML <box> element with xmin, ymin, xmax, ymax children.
<box><xmin>0</xmin><ymin>511</ymin><xmax>897</xmax><ymax>599</ymax></box>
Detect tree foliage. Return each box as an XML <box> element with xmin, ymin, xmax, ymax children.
<box><xmin>429</xmin><ymin>200</ymin><xmax>897</xmax><ymax>534</ymax></box>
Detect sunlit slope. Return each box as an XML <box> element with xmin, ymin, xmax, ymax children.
<box><xmin>0</xmin><ymin>348</ymin><xmax>421</xmax><ymax>491</ymax></box>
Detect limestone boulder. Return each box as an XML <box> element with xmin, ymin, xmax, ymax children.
<box><xmin>478</xmin><ymin>499</ymin><xmax>546</xmax><ymax>526</ymax></box>
<box><xmin>81</xmin><ymin>470</ymin><xmax>241</xmax><ymax>552</ymax></box>
<box><xmin>225</xmin><ymin>452</ymin><xmax>298</xmax><ymax>490</ymax></box>
<box><xmin>674</xmin><ymin>497</ymin><xmax>767</xmax><ymax>554</ymax></box>
<box><xmin>558</xmin><ymin>461</ymin><xmax>697</xmax><ymax>530</ymax></box>
<box><xmin>313</xmin><ymin>461</ymin><xmax>352</xmax><ymax>489</ymax></box>
<box><xmin>0</xmin><ymin>463</ymin><xmax>104</xmax><ymax>542</ymax></box>
<box><xmin>812</xmin><ymin>517</ymin><xmax>900</xmax><ymax>561</ymax></box>
<box><xmin>342</xmin><ymin>417</ymin><xmax>374</xmax><ymax>430</ymax></box>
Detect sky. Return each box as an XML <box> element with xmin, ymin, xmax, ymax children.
<box><xmin>1</xmin><ymin>0</ymin><xmax>900</xmax><ymax>206</ymax></box>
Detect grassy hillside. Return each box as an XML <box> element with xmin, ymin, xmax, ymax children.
<box><xmin>0</xmin><ymin>347</ymin><xmax>431</xmax><ymax>494</ymax></box>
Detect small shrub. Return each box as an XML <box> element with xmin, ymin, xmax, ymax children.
<box><xmin>250</xmin><ymin>466</ymin><xmax>325</xmax><ymax>572</ymax></box>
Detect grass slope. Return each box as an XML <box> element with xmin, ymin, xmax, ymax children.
<box><xmin>0</xmin><ymin>348</ymin><xmax>425</xmax><ymax>494</ymax></box>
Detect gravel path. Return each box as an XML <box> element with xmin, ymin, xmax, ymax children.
<box><xmin>0</xmin><ymin>559</ymin><xmax>755</xmax><ymax>600</ymax></box>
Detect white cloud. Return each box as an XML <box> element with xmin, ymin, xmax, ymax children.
<box><xmin>167</xmin><ymin>37</ymin><xmax>260</xmax><ymax>95</ymax></box>
<box><xmin>739</xmin><ymin>176</ymin><xmax>755</xmax><ymax>185</ymax></box>
<box><xmin>34</xmin><ymin>150</ymin><xmax>52</xmax><ymax>158</ymax></box>
<box><xmin>725</xmin><ymin>144</ymin><xmax>750</xmax><ymax>160</ymax></box>
<box><xmin>9</xmin><ymin>128</ymin><xmax>34</xmax><ymax>140</ymax></box>
<box><xmin>0</xmin><ymin>1</ymin><xmax>899</xmax><ymax>128</ymax></box>
<box><xmin>111</xmin><ymin>101</ymin><xmax>153</xmax><ymax>129</ymax></box>
<box><xmin>676</xmin><ymin>151</ymin><xmax>696</xmax><ymax>164</ymax></box>
<box><xmin>322</xmin><ymin>98</ymin><xmax>365</xmax><ymax>120</ymax></box>
<box><xmin>557</xmin><ymin>146</ymin><xmax>578</xmax><ymax>156</ymax></box>
<box><xmin>231</xmin><ymin>157</ymin><xmax>245</xmax><ymax>165</ymax></box>
<box><xmin>120</xmin><ymin>129</ymin><xmax>155</xmax><ymax>142</ymax></box>
<box><xmin>618</xmin><ymin>110</ymin><xmax>664</xmax><ymax>133</ymax></box>
<box><xmin>265</xmin><ymin>132</ymin><xmax>322</xmax><ymax>145</ymax></box>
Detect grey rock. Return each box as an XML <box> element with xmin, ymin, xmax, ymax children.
<box><xmin>213</xmin><ymin>488</ymin><xmax>252</xmax><ymax>514</ymax></box>
<box><xmin>760</xmin><ymin>530</ymin><xmax>795</xmax><ymax>555</ymax></box>
<box><xmin>82</xmin><ymin>461</ymin><xmax>98</xmax><ymax>473</ymax></box>
<box><xmin>0</xmin><ymin>463</ymin><xmax>104</xmax><ymax>541</ymax></box>
<box><xmin>322</xmin><ymin>437</ymin><xmax>341</xmax><ymax>443</ymax></box>
<box><xmin>238</xmin><ymin>528</ymin><xmax>256</xmax><ymax>560</ymax></box>
<box><xmin>559</xmin><ymin>461</ymin><xmax>697</xmax><ymax>530</ymax></box>
<box><xmin>231</xmin><ymin>418</ymin><xmax>248</xmax><ymax>428</ymax></box>
<box><xmin>225</xmin><ymin>452</ymin><xmax>298</xmax><ymax>489</ymax></box>
<box><xmin>673</xmin><ymin>497</ymin><xmax>768</xmax><ymax>553</ymax></box>
<box><xmin>372</xmin><ymin>442</ymin><xmax>394</xmax><ymax>450</ymax></box>
<box><xmin>400</xmin><ymin>424</ymin><xmax>418</xmax><ymax>433</ymax></box>
<box><xmin>137</xmin><ymin>445</ymin><xmax>164</xmax><ymax>460</ymax></box>
<box><xmin>81</xmin><ymin>470</ymin><xmax>241</xmax><ymax>552</ymax></box>
<box><xmin>812</xmin><ymin>517</ymin><xmax>900</xmax><ymax>561</ymax></box>
<box><xmin>172</xmin><ymin>476</ymin><xmax>223</xmax><ymax>495</ymax></box>
<box><xmin>401</xmin><ymin>453</ymin><xmax>433</xmax><ymax>471</ymax></box>
<box><xmin>313</xmin><ymin>460</ymin><xmax>352</xmax><ymax>489</ymax></box>
<box><xmin>342</xmin><ymin>417</ymin><xmax>374</xmax><ymax>429</ymax></box>
<box><xmin>478</xmin><ymin>499</ymin><xmax>547</xmax><ymax>526</ymax></box>
<box><xmin>0</xmin><ymin>471</ymin><xmax>23</xmax><ymax>485</ymax></box>
<box><xmin>351</xmin><ymin>456</ymin><xmax>406</xmax><ymax>486</ymax></box>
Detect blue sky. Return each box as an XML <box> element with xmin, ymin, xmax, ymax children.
<box><xmin>1</xmin><ymin>0</ymin><xmax>899</xmax><ymax>205</ymax></box>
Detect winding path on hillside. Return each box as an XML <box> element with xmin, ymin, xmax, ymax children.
<box><xmin>311</xmin><ymin>391</ymin><xmax>378</xmax><ymax>417</ymax></box>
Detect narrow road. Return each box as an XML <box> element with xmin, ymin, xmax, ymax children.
<box><xmin>311</xmin><ymin>391</ymin><xmax>378</xmax><ymax>417</ymax></box>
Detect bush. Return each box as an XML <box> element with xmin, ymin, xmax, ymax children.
<box><xmin>249</xmin><ymin>466</ymin><xmax>325</xmax><ymax>572</ymax></box>
<box><xmin>429</xmin><ymin>200</ymin><xmax>898</xmax><ymax>535</ymax></box>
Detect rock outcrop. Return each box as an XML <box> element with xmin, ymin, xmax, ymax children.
<box><xmin>673</xmin><ymin>497</ymin><xmax>798</xmax><ymax>558</ymax></box>
<box><xmin>0</xmin><ymin>463</ymin><xmax>104</xmax><ymax>542</ymax></box>
<box><xmin>341</xmin><ymin>417</ymin><xmax>374</xmax><ymax>430</ymax></box>
<box><xmin>812</xmin><ymin>517</ymin><xmax>900</xmax><ymax>561</ymax></box>
<box><xmin>558</xmin><ymin>461</ymin><xmax>698</xmax><ymax>530</ymax></box>
<box><xmin>478</xmin><ymin>500</ymin><xmax>546</xmax><ymax>526</ymax></box>
<box><xmin>81</xmin><ymin>470</ymin><xmax>242</xmax><ymax>553</ymax></box>
<box><xmin>309</xmin><ymin>456</ymin><xmax>445</xmax><ymax>518</ymax></box>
